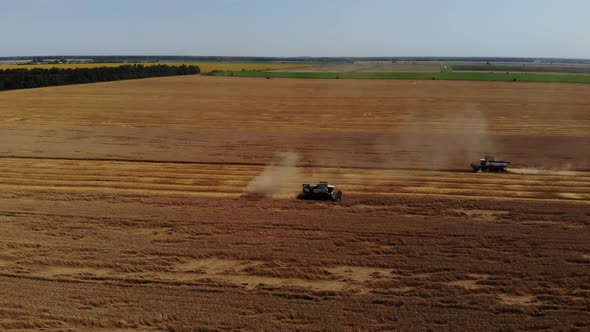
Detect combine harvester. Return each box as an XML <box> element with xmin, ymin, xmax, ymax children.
<box><xmin>298</xmin><ymin>182</ymin><xmax>342</xmax><ymax>202</ymax></box>
<box><xmin>471</xmin><ymin>156</ymin><xmax>510</xmax><ymax>173</ymax></box>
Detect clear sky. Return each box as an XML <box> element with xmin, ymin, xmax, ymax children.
<box><xmin>1</xmin><ymin>0</ymin><xmax>589</xmax><ymax>58</ymax></box>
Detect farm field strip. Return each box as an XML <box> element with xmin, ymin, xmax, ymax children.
<box><xmin>275</xmin><ymin>63</ymin><xmax>441</xmax><ymax>73</ymax></box>
<box><xmin>2</xmin><ymin>118</ymin><xmax>586</xmax><ymax>136</ymax></box>
<box><xmin>1</xmin><ymin>158</ymin><xmax>588</xmax><ymax>203</ymax></box>
<box><xmin>3</xmin><ymin>158</ymin><xmax>589</xmax><ymax>182</ymax></box>
<box><xmin>0</xmin><ymin>184</ymin><xmax>240</xmax><ymax>198</ymax></box>
<box><xmin>1</xmin><ymin>77</ymin><xmax>589</xmax><ymax>137</ymax></box>
<box><xmin>4</xmin><ymin>158</ymin><xmax>590</xmax><ymax>180</ymax></box>
<box><xmin>3</xmin><ymin>171</ymin><xmax>590</xmax><ymax>191</ymax></box>
<box><xmin>211</xmin><ymin>70</ymin><xmax>590</xmax><ymax>84</ymax></box>
<box><xmin>3</xmin><ymin>168</ymin><xmax>590</xmax><ymax>191</ymax></box>
<box><xmin>3</xmin><ymin>116</ymin><xmax>587</xmax><ymax>136</ymax></box>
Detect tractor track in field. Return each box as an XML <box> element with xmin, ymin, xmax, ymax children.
<box><xmin>4</xmin><ymin>155</ymin><xmax>589</xmax><ymax>172</ymax></box>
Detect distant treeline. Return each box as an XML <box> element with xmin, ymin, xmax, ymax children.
<box><xmin>0</xmin><ymin>64</ymin><xmax>199</xmax><ymax>91</ymax></box>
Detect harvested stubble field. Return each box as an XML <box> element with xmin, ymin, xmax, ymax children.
<box><xmin>0</xmin><ymin>76</ymin><xmax>589</xmax><ymax>331</ymax></box>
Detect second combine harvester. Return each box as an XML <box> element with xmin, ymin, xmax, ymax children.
<box><xmin>471</xmin><ymin>156</ymin><xmax>510</xmax><ymax>172</ymax></box>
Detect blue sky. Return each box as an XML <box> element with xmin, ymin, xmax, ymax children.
<box><xmin>1</xmin><ymin>0</ymin><xmax>589</xmax><ymax>58</ymax></box>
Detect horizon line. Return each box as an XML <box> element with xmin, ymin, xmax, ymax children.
<box><xmin>1</xmin><ymin>55</ymin><xmax>590</xmax><ymax>61</ymax></box>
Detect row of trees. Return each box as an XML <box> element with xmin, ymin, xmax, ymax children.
<box><xmin>0</xmin><ymin>64</ymin><xmax>200</xmax><ymax>91</ymax></box>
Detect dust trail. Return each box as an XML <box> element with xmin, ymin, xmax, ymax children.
<box><xmin>508</xmin><ymin>166</ymin><xmax>577</xmax><ymax>176</ymax></box>
<box><xmin>376</xmin><ymin>104</ymin><xmax>495</xmax><ymax>170</ymax></box>
<box><xmin>245</xmin><ymin>152</ymin><xmax>301</xmax><ymax>197</ymax></box>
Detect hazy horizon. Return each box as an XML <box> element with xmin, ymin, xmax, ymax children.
<box><xmin>3</xmin><ymin>55</ymin><xmax>590</xmax><ymax>61</ymax></box>
<box><xmin>2</xmin><ymin>0</ymin><xmax>589</xmax><ymax>59</ymax></box>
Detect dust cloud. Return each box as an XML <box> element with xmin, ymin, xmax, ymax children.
<box><xmin>376</xmin><ymin>104</ymin><xmax>496</xmax><ymax>170</ymax></box>
<box><xmin>508</xmin><ymin>166</ymin><xmax>577</xmax><ymax>176</ymax></box>
<box><xmin>245</xmin><ymin>151</ymin><xmax>302</xmax><ymax>197</ymax></box>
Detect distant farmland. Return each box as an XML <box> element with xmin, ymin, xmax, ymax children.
<box><xmin>204</xmin><ymin>61</ymin><xmax>590</xmax><ymax>83</ymax></box>
<box><xmin>0</xmin><ymin>62</ymin><xmax>311</xmax><ymax>73</ymax></box>
<box><xmin>451</xmin><ymin>64</ymin><xmax>590</xmax><ymax>74</ymax></box>
<box><xmin>6</xmin><ymin>61</ymin><xmax>590</xmax><ymax>83</ymax></box>
<box><xmin>211</xmin><ymin>70</ymin><xmax>590</xmax><ymax>83</ymax></box>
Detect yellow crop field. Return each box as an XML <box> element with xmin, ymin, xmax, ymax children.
<box><xmin>0</xmin><ymin>62</ymin><xmax>311</xmax><ymax>73</ymax></box>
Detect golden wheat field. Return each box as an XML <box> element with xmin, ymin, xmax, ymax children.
<box><xmin>0</xmin><ymin>62</ymin><xmax>310</xmax><ymax>73</ymax></box>
<box><xmin>0</xmin><ymin>76</ymin><xmax>588</xmax><ymax>331</ymax></box>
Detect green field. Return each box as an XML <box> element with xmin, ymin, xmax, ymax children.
<box><xmin>210</xmin><ymin>70</ymin><xmax>590</xmax><ymax>83</ymax></box>
<box><xmin>451</xmin><ymin>64</ymin><xmax>590</xmax><ymax>74</ymax></box>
